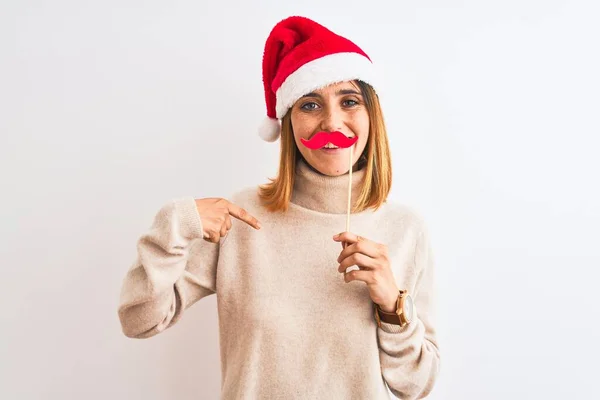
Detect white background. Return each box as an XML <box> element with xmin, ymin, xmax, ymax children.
<box><xmin>1</xmin><ymin>1</ymin><xmax>599</xmax><ymax>399</ymax></box>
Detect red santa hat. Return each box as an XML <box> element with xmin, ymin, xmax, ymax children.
<box><xmin>259</xmin><ymin>16</ymin><xmax>380</xmax><ymax>142</ymax></box>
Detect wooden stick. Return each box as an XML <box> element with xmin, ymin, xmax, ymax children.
<box><xmin>346</xmin><ymin>144</ymin><xmax>352</xmax><ymax>232</ymax></box>
<box><xmin>342</xmin><ymin>145</ymin><xmax>353</xmax><ymax>251</ymax></box>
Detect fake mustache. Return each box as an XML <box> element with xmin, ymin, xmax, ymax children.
<box><xmin>300</xmin><ymin>131</ymin><xmax>359</xmax><ymax>150</ymax></box>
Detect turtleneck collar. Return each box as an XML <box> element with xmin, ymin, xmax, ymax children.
<box><xmin>290</xmin><ymin>157</ymin><xmax>367</xmax><ymax>214</ymax></box>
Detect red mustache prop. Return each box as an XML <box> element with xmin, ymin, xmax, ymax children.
<box><xmin>300</xmin><ymin>131</ymin><xmax>358</xmax><ymax>150</ymax></box>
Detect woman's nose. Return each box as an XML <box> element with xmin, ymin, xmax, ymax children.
<box><xmin>320</xmin><ymin>109</ymin><xmax>344</xmax><ymax>132</ymax></box>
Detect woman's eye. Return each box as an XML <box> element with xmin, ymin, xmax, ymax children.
<box><xmin>343</xmin><ymin>99</ymin><xmax>358</xmax><ymax>107</ymax></box>
<box><xmin>301</xmin><ymin>102</ymin><xmax>319</xmax><ymax>110</ymax></box>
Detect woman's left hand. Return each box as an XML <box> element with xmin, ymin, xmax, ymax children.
<box><xmin>334</xmin><ymin>231</ymin><xmax>399</xmax><ymax>313</ymax></box>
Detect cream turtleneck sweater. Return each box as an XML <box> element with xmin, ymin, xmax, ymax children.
<box><xmin>118</xmin><ymin>157</ymin><xmax>440</xmax><ymax>399</ymax></box>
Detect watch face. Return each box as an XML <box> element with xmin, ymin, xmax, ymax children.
<box><xmin>403</xmin><ymin>295</ymin><xmax>414</xmax><ymax>321</ymax></box>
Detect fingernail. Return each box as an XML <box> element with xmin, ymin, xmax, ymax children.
<box><xmin>333</xmin><ymin>234</ymin><xmax>339</xmax><ymax>239</ymax></box>
<box><xmin>257</xmin><ymin>222</ymin><xmax>262</xmax><ymax>229</ymax></box>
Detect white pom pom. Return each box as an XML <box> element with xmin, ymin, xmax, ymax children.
<box><xmin>258</xmin><ymin>117</ymin><xmax>281</xmax><ymax>142</ymax></box>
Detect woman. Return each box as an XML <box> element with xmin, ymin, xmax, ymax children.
<box><xmin>118</xmin><ymin>15</ymin><xmax>440</xmax><ymax>399</ymax></box>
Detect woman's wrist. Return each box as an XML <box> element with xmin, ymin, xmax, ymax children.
<box><xmin>377</xmin><ymin>291</ymin><xmax>399</xmax><ymax>313</ymax></box>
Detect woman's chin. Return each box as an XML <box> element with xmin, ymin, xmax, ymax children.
<box><xmin>313</xmin><ymin>160</ymin><xmax>349</xmax><ymax>176</ymax></box>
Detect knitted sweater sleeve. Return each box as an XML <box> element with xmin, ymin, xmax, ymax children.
<box><xmin>377</xmin><ymin>223</ymin><xmax>441</xmax><ymax>399</ymax></box>
<box><xmin>117</xmin><ymin>197</ymin><xmax>219</xmax><ymax>339</ymax></box>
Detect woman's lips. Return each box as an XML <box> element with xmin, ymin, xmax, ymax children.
<box><xmin>320</xmin><ymin>147</ymin><xmax>346</xmax><ymax>154</ymax></box>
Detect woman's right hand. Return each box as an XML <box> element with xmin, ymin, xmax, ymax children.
<box><xmin>194</xmin><ymin>198</ymin><xmax>261</xmax><ymax>243</ymax></box>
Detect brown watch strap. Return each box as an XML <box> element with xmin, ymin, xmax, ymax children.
<box><xmin>376</xmin><ymin>306</ymin><xmax>402</xmax><ymax>325</ymax></box>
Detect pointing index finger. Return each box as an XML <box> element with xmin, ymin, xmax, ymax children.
<box><xmin>227</xmin><ymin>202</ymin><xmax>261</xmax><ymax>230</ymax></box>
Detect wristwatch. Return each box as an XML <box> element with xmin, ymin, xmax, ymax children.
<box><xmin>374</xmin><ymin>289</ymin><xmax>414</xmax><ymax>328</ymax></box>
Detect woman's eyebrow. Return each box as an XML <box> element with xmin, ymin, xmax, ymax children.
<box><xmin>301</xmin><ymin>89</ymin><xmax>362</xmax><ymax>98</ymax></box>
<box><xmin>336</xmin><ymin>89</ymin><xmax>362</xmax><ymax>96</ymax></box>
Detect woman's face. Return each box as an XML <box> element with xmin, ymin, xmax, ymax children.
<box><xmin>290</xmin><ymin>81</ymin><xmax>369</xmax><ymax>176</ymax></box>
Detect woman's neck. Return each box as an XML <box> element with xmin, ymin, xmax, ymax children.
<box><xmin>290</xmin><ymin>157</ymin><xmax>367</xmax><ymax>214</ymax></box>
